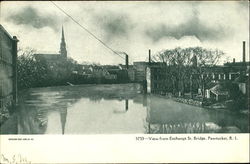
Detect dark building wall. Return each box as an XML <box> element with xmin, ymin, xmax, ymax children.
<box><xmin>108</xmin><ymin>69</ymin><xmax>128</xmax><ymax>83</ymax></box>
<box><xmin>127</xmin><ymin>68</ymin><xmax>135</xmax><ymax>82</ymax></box>
<box><xmin>134</xmin><ymin>62</ymin><xmax>148</xmax><ymax>82</ymax></box>
<box><xmin>146</xmin><ymin>66</ymin><xmax>168</xmax><ymax>94</ymax></box>
<box><xmin>0</xmin><ymin>25</ymin><xmax>18</xmax><ymax>125</ymax></box>
<box><xmin>146</xmin><ymin>61</ymin><xmax>249</xmax><ymax>95</ymax></box>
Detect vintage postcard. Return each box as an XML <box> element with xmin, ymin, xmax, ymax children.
<box><xmin>0</xmin><ymin>0</ymin><xmax>249</xmax><ymax>163</ymax></box>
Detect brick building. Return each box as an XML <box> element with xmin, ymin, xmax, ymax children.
<box><xmin>146</xmin><ymin>41</ymin><xmax>249</xmax><ymax>101</ymax></box>
<box><xmin>0</xmin><ymin>25</ymin><xmax>18</xmax><ymax>124</ymax></box>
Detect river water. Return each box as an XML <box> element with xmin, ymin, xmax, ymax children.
<box><xmin>1</xmin><ymin>84</ymin><xmax>249</xmax><ymax>134</ymax></box>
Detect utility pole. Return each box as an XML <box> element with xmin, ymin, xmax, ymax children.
<box><xmin>149</xmin><ymin>49</ymin><xmax>151</xmax><ymax>64</ymax></box>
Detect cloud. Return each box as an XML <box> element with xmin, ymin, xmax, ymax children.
<box><xmin>93</xmin><ymin>11</ymin><xmax>134</xmax><ymax>42</ymax></box>
<box><xmin>1</xmin><ymin>1</ymin><xmax>248</xmax><ymax>64</ymax></box>
<box><xmin>145</xmin><ymin>8</ymin><xmax>229</xmax><ymax>42</ymax></box>
<box><xmin>6</xmin><ymin>6</ymin><xmax>60</xmax><ymax>31</ymax></box>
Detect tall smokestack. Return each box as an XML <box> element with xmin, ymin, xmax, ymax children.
<box><xmin>243</xmin><ymin>41</ymin><xmax>246</xmax><ymax>62</ymax></box>
<box><xmin>149</xmin><ymin>49</ymin><xmax>151</xmax><ymax>63</ymax></box>
<box><xmin>125</xmin><ymin>54</ymin><xmax>129</xmax><ymax>69</ymax></box>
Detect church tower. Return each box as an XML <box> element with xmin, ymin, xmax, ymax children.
<box><xmin>60</xmin><ymin>26</ymin><xmax>67</xmax><ymax>58</ymax></box>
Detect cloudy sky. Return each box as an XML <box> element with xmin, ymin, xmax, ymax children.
<box><xmin>1</xmin><ymin>1</ymin><xmax>249</xmax><ymax>65</ymax></box>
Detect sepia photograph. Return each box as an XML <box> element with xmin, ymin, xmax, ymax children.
<box><xmin>0</xmin><ymin>0</ymin><xmax>249</xmax><ymax>163</ymax></box>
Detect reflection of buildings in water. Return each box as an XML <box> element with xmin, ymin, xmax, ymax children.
<box><xmin>142</xmin><ymin>94</ymin><xmax>147</xmax><ymax>107</ymax></box>
<box><xmin>59</xmin><ymin>106</ymin><xmax>67</xmax><ymax>135</ymax></box>
<box><xmin>113</xmin><ymin>99</ymin><xmax>129</xmax><ymax>113</ymax></box>
<box><xmin>17</xmin><ymin>101</ymin><xmax>69</xmax><ymax>134</ymax></box>
<box><xmin>17</xmin><ymin>106</ymin><xmax>49</xmax><ymax>134</ymax></box>
<box><xmin>146</xmin><ymin>95</ymin><xmax>211</xmax><ymax>134</ymax></box>
<box><xmin>132</xmin><ymin>94</ymin><xmax>147</xmax><ymax>107</ymax></box>
<box><xmin>89</xmin><ymin>96</ymin><xmax>102</xmax><ymax>102</ymax></box>
<box><xmin>125</xmin><ymin>99</ymin><xmax>128</xmax><ymax>111</ymax></box>
<box><xmin>132</xmin><ymin>95</ymin><xmax>143</xmax><ymax>105</ymax></box>
<box><xmin>206</xmin><ymin>110</ymin><xmax>246</xmax><ymax>133</ymax></box>
<box><xmin>147</xmin><ymin>122</ymin><xmax>207</xmax><ymax>134</ymax></box>
<box><xmin>145</xmin><ymin>95</ymin><xmax>247</xmax><ymax>133</ymax></box>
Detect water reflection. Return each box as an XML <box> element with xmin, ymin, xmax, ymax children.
<box><xmin>125</xmin><ymin>99</ymin><xmax>128</xmax><ymax>111</ymax></box>
<box><xmin>0</xmin><ymin>86</ymin><xmax>249</xmax><ymax>134</ymax></box>
<box><xmin>113</xmin><ymin>99</ymin><xmax>129</xmax><ymax>114</ymax></box>
<box><xmin>145</xmin><ymin>95</ymin><xmax>248</xmax><ymax>133</ymax></box>
<box><xmin>17</xmin><ymin>106</ymin><xmax>48</xmax><ymax>134</ymax></box>
<box><xmin>59</xmin><ymin>103</ymin><xmax>67</xmax><ymax>135</ymax></box>
<box><xmin>147</xmin><ymin>122</ymin><xmax>207</xmax><ymax>134</ymax></box>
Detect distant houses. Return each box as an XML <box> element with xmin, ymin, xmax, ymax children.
<box><xmin>72</xmin><ymin>64</ymin><xmax>132</xmax><ymax>83</ymax></box>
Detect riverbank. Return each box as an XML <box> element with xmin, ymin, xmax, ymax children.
<box><xmin>160</xmin><ymin>94</ymin><xmax>249</xmax><ymax>116</ymax></box>
<box><xmin>18</xmin><ymin>83</ymin><xmax>142</xmax><ymax>101</ymax></box>
<box><xmin>172</xmin><ymin>97</ymin><xmax>203</xmax><ymax>107</ymax></box>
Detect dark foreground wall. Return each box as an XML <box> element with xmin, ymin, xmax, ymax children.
<box><xmin>0</xmin><ymin>25</ymin><xmax>18</xmax><ymax>125</ymax></box>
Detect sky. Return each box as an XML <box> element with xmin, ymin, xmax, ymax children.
<box><xmin>1</xmin><ymin>1</ymin><xmax>249</xmax><ymax>65</ymax></box>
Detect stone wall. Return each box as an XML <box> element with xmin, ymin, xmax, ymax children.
<box><xmin>173</xmin><ymin>97</ymin><xmax>203</xmax><ymax>107</ymax></box>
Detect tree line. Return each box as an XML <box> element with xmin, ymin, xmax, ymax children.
<box><xmin>152</xmin><ymin>47</ymin><xmax>248</xmax><ymax>111</ymax></box>
<box><xmin>16</xmin><ymin>48</ymin><xmax>128</xmax><ymax>90</ymax></box>
<box><xmin>17</xmin><ymin>48</ymin><xmax>78</xmax><ymax>89</ymax></box>
<box><xmin>152</xmin><ymin>46</ymin><xmax>225</xmax><ymax>97</ymax></box>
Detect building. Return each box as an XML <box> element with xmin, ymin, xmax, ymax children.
<box><xmin>207</xmin><ymin>84</ymin><xmax>229</xmax><ymax>101</ymax></box>
<box><xmin>0</xmin><ymin>25</ymin><xmax>18</xmax><ymax>124</ymax></box>
<box><xmin>34</xmin><ymin>26</ymin><xmax>67</xmax><ymax>64</ymax></box>
<box><xmin>118</xmin><ymin>64</ymin><xmax>135</xmax><ymax>81</ymax></box>
<box><xmin>146</xmin><ymin>65</ymin><xmax>167</xmax><ymax>94</ymax></box>
<box><xmin>234</xmin><ymin>75</ymin><xmax>248</xmax><ymax>95</ymax></box>
<box><xmin>134</xmin><ymin>49</ymin><xmax>165</xmax><ymax>83</ymax></box>
<box><xmin>133</xmin><ymin>62</ymin><xmax>148</xmax><ymax>82</ymax></box>
<box><xmin>146</xmin><ymin>41</ymin><xmax>249</xmax><ymax>99</ymax></box>
<box><xmin>72</xmin><ymin>64</ymin><xmax>119</xmax><ymax>82</ymax></box>
<box><xmin>103</xmin><ymin>65</ymin><xmax>128</xmax><ymax>82</ymax></box>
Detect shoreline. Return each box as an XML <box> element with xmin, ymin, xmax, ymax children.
<box><xmin>148</xmin><ymin>93</ymin><xmax>249</xmax><ymax>116</ymax></box>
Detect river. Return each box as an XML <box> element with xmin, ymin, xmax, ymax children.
<box><xmin>1</xmin><ymin>84</ymin><xmax>249</xmax><ymax>134</ymax></box>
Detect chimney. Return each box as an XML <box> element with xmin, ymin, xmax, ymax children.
<box><xmin>243</xmin><ymin>41</ymin><xmax>246</xmax><ymax>62</ymax></box>
<box><xmin>233</xmin><ymin>58</ymin><xmax>235</xmax><ymax>63</ymax></box>
<box><xmin>149</xmin><ymin>49</ymin><xmax>151</xmax><ymax>63</ymax></box>
<box><xmin>125</xmin><ymin>54</ymin><xmax>129</xmax><ymax>69</ymax></box>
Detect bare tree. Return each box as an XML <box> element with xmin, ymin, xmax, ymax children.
<box><xmin>152</xmin><ymin>47</ymin><xmax>225</xmax><ymax>97</ymax></box>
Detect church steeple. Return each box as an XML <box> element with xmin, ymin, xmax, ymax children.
<box><xmin>60</xmin><ymin>26</ymin><xmax>67</xmax><ymax>58</ymax></box>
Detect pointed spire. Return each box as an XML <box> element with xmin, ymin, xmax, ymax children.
<box><xmin>61</xmin><ymin>25</ymin><xmax>65</xmax><ymax>41</ymax></box>
<box><xmin>60</xmin><ymin>25</ymin><xmax>67</xmax><ymax>58</ymax></box>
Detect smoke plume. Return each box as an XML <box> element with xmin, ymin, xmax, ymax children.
<box><xmin>7</xmin><ymin>6</ymin><xmax>60</xmax><ymax>31</ymax></box>
<box><xmin>145</xmin><ymin>9</ymin><xmax>229</xmax><ymax>42</ymax></box>
<box><xmin>94</xmin><ymin>11</ymin><xmax>134</xmax><ymax>42</ymax></box>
